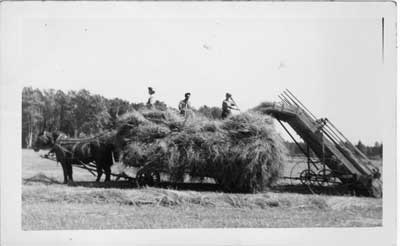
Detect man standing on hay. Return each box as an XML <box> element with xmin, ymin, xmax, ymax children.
<box><xmin>146</xmin><ymin>87</ymin><xmax>156</xmax><ymax>109</ymax></box>
<box><xmin>221</xmin><ymin>93</ymin><xmax>239</xmax><ymax>119</ymax></box>
<box><xmin>178</xmin><ymin>92</ymin><xmax>192</xmax><ymax>116</ymax></box>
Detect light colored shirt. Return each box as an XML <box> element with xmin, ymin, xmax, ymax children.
<box><xmin>222</xmin><ymin>99</ymin><xmax>236</xmax><ymax>113</ymax></box>
<box><xmin>178</xmin><ymin>99</ymin><xmax>191</xmax><ymax>113</ymax></box>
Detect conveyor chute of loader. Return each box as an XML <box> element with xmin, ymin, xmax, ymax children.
<box><xmin>254</xmin><ymin>89</ymin><xmax>382</xmax><ymax>198</ymax></box>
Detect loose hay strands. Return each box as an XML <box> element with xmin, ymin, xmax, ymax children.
<box><xmin>115</xmin><ymin>106</ymin><xmax>287</xmax><ymax>193</ymax></box>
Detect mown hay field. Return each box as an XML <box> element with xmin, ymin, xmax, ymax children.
<box><xmin>22</xmin><ymin>149</ymin><xmax>382</xmax><ymax>230</ymax></box>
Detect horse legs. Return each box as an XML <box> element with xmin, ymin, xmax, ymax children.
<box><xmin>104</xmin><ymin>166</ymin><xmax>111</xmax><ymax>182</ymax></box>
<box><xmin>96</xmin><ymin>166</ymin><xmax>103</xmax><ymax>182</ymax></box>
<box><xmin>61</xmin><ymin>162</ymin><xmax>68</xmax><ymax>184</ymax></box>
<box><xmin>66</xmin><ymin>161</ymin><xmax>73</xmax><ymax>183</ymax></box>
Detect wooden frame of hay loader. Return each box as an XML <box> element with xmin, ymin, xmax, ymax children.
<box><xmin>258</xmin><ymin>89</ymin><xmax>382</xmax><ymax>198</ymax></box>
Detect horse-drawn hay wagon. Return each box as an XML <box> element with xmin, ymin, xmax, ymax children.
<box><xmin>36</xmin><ymin>90</ymin><xmax>382</xmax><ymax>198</ymax></box>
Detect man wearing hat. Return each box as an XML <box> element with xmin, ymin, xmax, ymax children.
<box><xmin>221</xmin><ymin>93</ymin><xmax>239</xmax><ymax>119</ymax></box>
<box><xmin>147</xmin><ymin>87</ymin><xmax>155</xmax><ymax>109</ymax></box>
<box><xmin>178</xmin><ymin>92</ymin><xmax>192</xmax><ymax>116</ymax></box>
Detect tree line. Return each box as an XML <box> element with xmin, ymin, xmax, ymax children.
<box><xmin>355</xmin><ymin>141</ymin><xmax>383</xmax><ymax>159</ymax></box>
<box><xmin>285</xmin><ymin>141</ymin><xmax>382</xmax><ymax>159</ymax></box>
<box><xmin>21</xmin><ymin>87</ymin><xmax>222</xmax><ymax>148</ymax></box>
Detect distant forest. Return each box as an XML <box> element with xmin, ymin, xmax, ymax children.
<box><xmin>284</xmin><ymin>141</ymin><xmax>382</xmax><ymax>160</ymax></box>
<box><xmin>22</xmin><ymin>87</ymin><xmax>382</xmax><ymax>159</ymax></box>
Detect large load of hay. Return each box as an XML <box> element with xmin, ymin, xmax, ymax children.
<box><xmin>115</xmin><ymin>108</ymin><xmax>286</xmax><ymax>193</ymax></box>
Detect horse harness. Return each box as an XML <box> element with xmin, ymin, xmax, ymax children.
<box><xmin>51</xmin><ymin>134</ymin><xmax>98</xmax><ymax>162</ymax></box>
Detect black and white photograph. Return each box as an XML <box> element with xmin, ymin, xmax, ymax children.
<box><xmin>0</xmin><ymin>1</ymin><xmax>397</xmax><ymax>245</ymax></box>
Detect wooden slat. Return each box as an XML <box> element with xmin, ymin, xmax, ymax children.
<box><xmin>259</xmin><ymin>104</ymin><xmax>363</xmax><ymax>176</ymax></box>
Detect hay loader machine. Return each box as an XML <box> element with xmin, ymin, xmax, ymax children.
<box><xmin>258</xmin><ymin>89</ymin><xmax>382</xmax><ymax>198</ymax></box>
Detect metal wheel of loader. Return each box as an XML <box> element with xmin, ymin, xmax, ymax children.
<box><xmin>299</xmin><ymin>169</ymin><xmax>318</xmax><ymax>186</ymax></box>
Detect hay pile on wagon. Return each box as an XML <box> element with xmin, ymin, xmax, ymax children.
<box><xmin>115</xmin><ymin>107</ymin><xmax>286</xmax><ymax>193</ymax></box>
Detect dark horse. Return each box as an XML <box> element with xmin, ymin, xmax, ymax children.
<box><xmin>33</xmin><ymin>131</ymin><xmax>117</xmax><ymax>184</ymax></box>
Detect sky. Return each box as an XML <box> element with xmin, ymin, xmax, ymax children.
<box><xmin>19</xmin><ymin>16</ymin><xmax>386</xmax><ymax>144</ymax></box>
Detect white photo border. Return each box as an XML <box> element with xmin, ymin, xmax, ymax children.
<box><xmin>0</xmin><ymin>1</ymin><xmax>397</xmax><ymax>245</ymax></box>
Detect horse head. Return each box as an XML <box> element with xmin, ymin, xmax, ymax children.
<box><xmin>32</xmin><ymin>131</ymin><xmax>67</xmax><ymax>152</ymax></box>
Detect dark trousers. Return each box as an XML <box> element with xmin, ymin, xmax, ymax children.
<box><xmin>221</xmin><ymin>110</ymin><xmax>230</xmax><ymax>119</ymax></box>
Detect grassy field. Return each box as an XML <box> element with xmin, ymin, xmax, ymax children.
<box><xmin>22</xmin><ymin>149</ymin><xmax>382</xmax><ymax>230</ymax></box>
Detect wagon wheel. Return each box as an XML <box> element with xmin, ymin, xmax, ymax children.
<box><xmin>136</xmin><ymin>169</ymin><xmax>161</xmax><ymax>187</ymax></box>
<box><xmin>299</xmin><ymin>169</ymin><xmax>321</xmax><ymax>194</ymax></box>
<box><xmin>289</xmin><ymin>161</ymin><xmax>308</xmax><ymax>185</ymax></box>
<box><xmin>316</xmin><ymin>169</ymin><xmax>340</xmax><ymax>187</ymax></box>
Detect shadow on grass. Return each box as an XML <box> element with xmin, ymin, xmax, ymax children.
<box><xmin>71</xmin><ymin>180</ymin><xmax>138</xmax><ymax>189</ymax></box>
<box><xmin>23</xmin><ymin>173</ymin><xmax>61</xmax><ymax>185</ymax></box>
<box><xmin>23</xmin><ymin>173</ymin><xmax>355</xmax><ymax>196</ymax></box>
<box><xmin>23</xmin><ymin>173</ymin><xmax>139</xmax><ymax>189</ymax></box>
<box><xmin>23</xmin><ymin>173</ymin><xmax>221</xmax><ymax>191</ymax></box>
<box><xmin>158</xmin><ymin>182</ymin><xmax>222</xmax><ymax>192</ymax></box>
<box><xmin>71</xmin><ymin>180</ymin><xmax>222</xmax><ymax>192</ymax></box>
<box><xmin>270</xmin><ymin>184</ymin><xmax>356</xmax><ymax>196</ymax></box>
